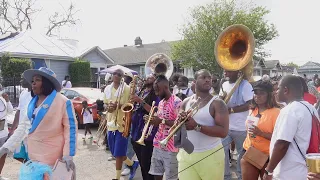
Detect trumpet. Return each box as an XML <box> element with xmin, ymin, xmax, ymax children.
<box><xmin>136</xmin><ymin>101</ymin><xmax>157</xmax><ymax>146</ymax></box>
<box><xmin>159</xmin><ymin>97</ymin><xmax>201</xmax><ymax>148</ymax></box>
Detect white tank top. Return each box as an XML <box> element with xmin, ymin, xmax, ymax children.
<box><xmin>186</xmin><ymin>95</ymin><xmax>221</xmax><ymax>152</ymax></box>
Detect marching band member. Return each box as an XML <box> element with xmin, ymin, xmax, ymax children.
<box><xmin>220</xmin><ymin>70</ymin><xmax>253</xmax><ymax>180</ymax></box>
<box><xmin>173</xmin><ymin>75</ymin><xmax>193</xmax><ymax>101</ymax></box>
<box><xmin>177</xmin><ymin>69</ymin><xmax>229</xmax><ymax>180</ymax></box>
<box><xmin>131</xmin><ymin>74</ymin><xmax>160</xmax><ymax>180</ymax></box>
<box><xmin>104</xmin><ymin>69</ymin><xmax>139</xmax><ymax>180</ymax></box>
<box><xmin>148</xmin><ymin>75</ymin><xmax>182</xmax><ymax>180</ymax></box>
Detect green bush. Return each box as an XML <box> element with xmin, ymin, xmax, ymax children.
<box><xmin>0</xmin><ymin>54</ymin><xmax>32</xmax><ymax>86</ymax></box>
<box><xmin>69</xmin><ymin>59</ymin><xmax>91</xmax><ymax>87</ymax></box>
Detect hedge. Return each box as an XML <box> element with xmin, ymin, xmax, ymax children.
<box><xmin>69</xmin><ymin>59</ymin><xmax>91</xmax><ymax>87</ymax></box>
<box><xmin>0</xmin><ymin>54</ymin><xmax>32</xmax><ymax>85</ymax></box>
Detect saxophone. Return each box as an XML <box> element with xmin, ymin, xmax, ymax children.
<box><xmin>121</xmin><ymin>75</ymin><xmax>137</xmax><ymax>137</ymax></box>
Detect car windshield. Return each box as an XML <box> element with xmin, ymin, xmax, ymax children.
<box><xmin>74</xmin><ymin>88</ymin><xmax>102</xmax><ymax>100</ymax></box>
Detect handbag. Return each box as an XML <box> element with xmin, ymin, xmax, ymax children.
<box><xmin>242</xmin><ymin>146</ymin><xmax>269</xmax><ymax>169</ymax></box>
<box><xmin>51</xmin><ymin>159</ymin><xmax>74</xmax><ymax>180</ymax></box>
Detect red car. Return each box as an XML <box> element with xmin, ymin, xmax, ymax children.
<box><xmin>61</xmin><ymin>87</ymin><xmax>103</xmax><ymax>128</ymax></box>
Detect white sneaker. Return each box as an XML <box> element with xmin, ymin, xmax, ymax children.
<box><xmin>108</xmin><ymin>156</ymin><xmax>116</xmax><ymax>161</ymax></box>
<box><xmin>121</xmin><ymin>168</ymin><xmax>130</xmax><ymax>176</ymax></box>
<box><xmin>82</xmin><ymin>136</ymin><xmax>86</xmax><ymax>140</ymax></box>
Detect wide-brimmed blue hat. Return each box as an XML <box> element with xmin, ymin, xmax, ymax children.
<box><xmin>23</xmin><ymin>67</ymin><xmax>62</xmax><ymax>92</ymax></box>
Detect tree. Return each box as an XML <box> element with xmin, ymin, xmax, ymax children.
<box><xmin>0</xmin><ymin>0</ymin><xmax>78</xmax><ymax>36</ymax></box>
<box><xmin>171</xmin><ymin>0</ymin><xmax>278</xmax><ymax>74</ymax></box>
<box><xmin>286</xmin><ymin>62</ymin><xmax>299</xmax><ymax>69</ymax></box>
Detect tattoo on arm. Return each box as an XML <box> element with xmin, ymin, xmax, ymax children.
<box><xmin>216</xmin><ymin>99</ymin><xmax>228</xmax><ymax>114</ymax></box>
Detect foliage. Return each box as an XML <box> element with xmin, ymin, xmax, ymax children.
<box><xmin>286</xmin><ymin>62</ymin><xmax>299</xmax><ymax>69</ymax></box>
<box><xmin>171</xmin><ymin>0</ymin><xmax>278</xmax><ymax>74</ymax></box>
<box><xmin>0</xmin><ymin>53</ymin><xmax>32</xmax><ymax>86</ymax></box>
<box><xmin>69</xmin><ymin>59</ymin><xmax>91</xmax><ymax>87</ymax></box>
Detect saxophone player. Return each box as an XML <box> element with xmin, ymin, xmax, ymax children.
<box><xmin>130</xmin><ymin>74</ymin><xmax>160</xmax><ymax>180</ymax></box>
<box><xmin>103</xmin><ymin>69</ymin><xmax>139</xmax><ymax>180</ymax></box>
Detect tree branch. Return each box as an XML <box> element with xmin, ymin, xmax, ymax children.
<box><xmin>46</xmin><ymin>3</ymin><xmax>78</xmax><ymax>36</ymax></box>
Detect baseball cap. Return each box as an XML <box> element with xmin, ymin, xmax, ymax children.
<box><xmin>252</xmin><ymin>80</ymin><xmax>273</xmax><ymax>93</ymax></box>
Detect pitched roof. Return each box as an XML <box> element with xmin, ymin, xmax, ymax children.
<box><xmin>0</xmin><ymin>31</ymin><xmax>77</xmax><ymax>60</ymax></box>
<box><xmin>264</xmin><ymin>60</ymin><xmax>281</xmax><ymax>69</ymax></box>
<box><xmin>103</xmin><ymin>41</ymin><xmax>173</xmax><ymax>65</ymax></box>
<box><xmin>299</xmin><ymin>61</ymin><xmax>320</xmax><ymax>70</ymax></box>
<box><xmin>80</xmin><ymin>46</ymin><xmax>114</xmax><ymax>64</ymax></box>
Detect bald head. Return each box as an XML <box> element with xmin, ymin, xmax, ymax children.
<box><xmin>277</xmin><ymin>75</ymin><xmax>303</xmax><ymax>102</ymax></box>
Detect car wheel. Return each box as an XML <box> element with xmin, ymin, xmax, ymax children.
<box><xmin>75</xmin><ymin>112</ymin><xmax>84</xmax><ymax>129</ymax></box>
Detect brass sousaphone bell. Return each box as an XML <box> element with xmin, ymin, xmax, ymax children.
<box><xmin>145</xmin><ymin>53</ymin><xmax>174</xmax><ymax>79</ymax></box>
<box><xmin>214</xmin><ymin>24</ymin><xmax>255</xmax><ymax>103</ymax></box>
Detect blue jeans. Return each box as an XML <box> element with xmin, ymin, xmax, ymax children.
<box><xmin>222</xmin><ymin>130</ymin><xmax>247</xmax><ymax>180</ymax></box>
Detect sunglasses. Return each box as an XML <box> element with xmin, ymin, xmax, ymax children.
<box><xmin>212</xmin><ymin>79</ymin><xmax>218</xmax><ymax>83</ymax></box>
<box><xmin>113</xmin><ymin>72</ymin><xmax>123</xmax><ymax>77</ymax></box>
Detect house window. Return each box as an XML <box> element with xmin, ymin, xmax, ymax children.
<box><xmin>140</xmin><ymin>66</ymin><xmax>145</xmax><ymax>77</ymax></box>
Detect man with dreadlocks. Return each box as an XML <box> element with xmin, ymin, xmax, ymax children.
<box><xmin>130</xmin><ymin>74</ymin><xmax>160</xmax><ymax>180</ymax></box>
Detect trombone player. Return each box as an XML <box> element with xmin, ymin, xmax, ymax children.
<box><xmin>177</xmin><ymin>69</ymin><xmax>229</xmax><ymax>180</ymax></box>
<box><xmin>103</xmin><ymin>69</ymin><xmax>139</xmax><ymax>180</ymax></box>
<box><xmin>130</xmin><ymin>74</ymin><xmax>160</xmax><ymax>180</ymax></box>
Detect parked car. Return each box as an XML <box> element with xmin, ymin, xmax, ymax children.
<box><xmin>61</xmin><ymin>87</ymin><xmax>103</xmax><ymax>128</ymax></box>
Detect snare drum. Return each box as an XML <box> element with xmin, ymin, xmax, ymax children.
<box><xmin>306</xmin><ymin>153</ymin><xmax>320</xmax><ymax>173</ymax></box>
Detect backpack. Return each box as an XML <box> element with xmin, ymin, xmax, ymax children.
<box><xmin>295</xmin><ymin>102</ymin><xmax>320</xmax><ymax>160</ymax></box>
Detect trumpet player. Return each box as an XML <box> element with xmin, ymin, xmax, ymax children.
<box><xmin>130</xmin><ymin>74</ymin><xmax>160</xmax><ymax>180</ymax></box>
<box><xmin>104</xmin><ymin>69</ymin><xmax>139</xmax><ymax>180</ymax></box>
<box><xmin>148</xmin><ymin>75</ymin><xmax>182</xmax><ymax>180</ymax></box>
<box><xmin>177</xmin><ymin>69</ymin><xmax>229</xmax><ymax>180</ymax></box>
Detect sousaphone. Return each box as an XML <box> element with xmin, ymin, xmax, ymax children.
<box><xmin>145</xmin><ymin>53</ymin><xmax>173</xmax><ymax>79</ymax></box>
<box><xmin>214</xmin><ymin>24</ymin><xmax>255</xmax><ymax>103</ymax></box>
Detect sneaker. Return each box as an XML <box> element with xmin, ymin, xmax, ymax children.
<box><xmin>129</xmin><ymin>161</ymin><xmax>139</xmax><ymax>180</ymax></box>
<box><xmin>108</xmin><ymin>156</ymin><xmax>116</xmax><ymax>161</ymax></box>
<box><xmin>121</xmin><ymin>167</ymin><xmax>130</xmax><ymax>176</ymax></box>
<box><xmin>82</xmin><ymin>136</ymin><xmax>86</xmax><ymax>140</ymax></box>
<box><xmin>88</xmin><ymin>135</ymin><xmax>93</xmax><ymax>139</ymax></box>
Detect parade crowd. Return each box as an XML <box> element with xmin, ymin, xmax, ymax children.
<box><xmin>0</xmin><ymin>57</ymin><xmax>318</xmax><ymax>180</ymax></box>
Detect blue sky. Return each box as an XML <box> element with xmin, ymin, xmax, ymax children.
<box><xmin>32</xmin><ymin>0</ymin><xmax>320</xmax><ymax>65</ymax></box>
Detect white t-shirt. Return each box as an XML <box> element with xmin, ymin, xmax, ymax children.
<box><xmin>270</xmin><ymin>101</ymin><xmax>316</xmax><ymax>180</ymax></box>
<box><xmin>62</xmin><ymin>80</ymin><xmax>72</xmax><ymax>88</ymax></box>
<box><xmin>17</xmin><ymin>90</ymin><xmax>32</xmax><ymax>118</ymax></box>
<box><xmin>82</xmin><ymin>108</ymin><xmax>94</xmax><ymax>124</ymax></box>
<box><xmin>0</xmin><ymin>97</ymin><xmax>14</xmax><ymax>138</ymax></box>
<box><xmin>173</xmin><ymin>87</ymin><xmax>194</xmax><ymax>97</ymax></box>
<box><xmin>219</xmin><ymin>81</ymin><xmax>253</xmax><ymax>131</ymax></box>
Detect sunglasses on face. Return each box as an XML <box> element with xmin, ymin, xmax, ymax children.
<box><xmin>212</xmin><ymin>79</ymin><xmax>217</xmax><ymax>83</ymax></box>
<box><xmin>113</xmin><ymin>72</ymin><xmax>123</xmax><ymax>77</ymax></box>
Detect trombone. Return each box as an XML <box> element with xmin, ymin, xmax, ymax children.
<box><xmin>159</xmin><ymin>97</ymin><xmax>201</xmax><ymax>148</ymax></box>
<box><xmin>136</xmin><ymin>101</ymin><xmax>157</xmax><ymax>146</ymax></box>
<box><xmin>94</xmin><ymin>78</ymin><xmax>125</xmax><ymax>146</ymax></box>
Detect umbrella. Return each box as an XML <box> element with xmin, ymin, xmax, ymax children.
<box><xmin>99</xmin><ymin>65</ymin><xmax>138</xmax><ymax>75</ymax></box>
